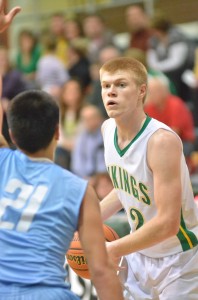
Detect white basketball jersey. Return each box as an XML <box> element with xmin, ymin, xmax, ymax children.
<box><xmin>102</xmin><ymin>116</ymin><xmax>198</xmax><ymax>258</ymax></box>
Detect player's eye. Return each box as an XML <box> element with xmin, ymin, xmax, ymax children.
<box><xmin>102</xmin><ymin>84</ymin><xmax>110</xmax><ymax>89</ymax></box>
<box><xmin>118</xmin><ymin>82</ymin><xmax>126</xmax><ymax>88</ymax></box>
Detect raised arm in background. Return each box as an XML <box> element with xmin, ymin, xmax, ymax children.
<box><xmin>0</xmin><ymin>0</ymin><xmax>21</xmax><ymax>133</ymax></box>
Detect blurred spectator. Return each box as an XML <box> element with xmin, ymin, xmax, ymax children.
<box><xmin>144</xmin><ymin>77</ymin><xmax>195</xmax><ymax>162</ymax></box>
<box><xmin>124</xmin><ymin>47</ymin><xmax>177</xmax><ymax>95</ymax></box>
<box><xmin>82</xmin><ymin>13</ymin><xmax>115</xmax><ymax>63</ymax></box>
<box><xmin>0</xmin><ymin>46</ymin><xmax>28</xmax><ymax>144</ymax></box>
<box><xmin>55</xmin><ymin>78</ymin><xmax>84</xmax><ymax>169</ymax></box>
<box><xmin>99</xmin><ymin>45</ymin><xmax>122</xmax><ymax>67</ymax></box>
<box><xmin>182</xmin><ymin>47</ymin><xmax>198</xmax><ymax>127</ymax></box>
<box><xmin>88</xmin><ymin>45</ymin><xmax>121</xmax><ymax>118</ymax></box>
<box><xmin>71</xmin><ymin>104</ymin><xmax>106</xmax><ymax>180</ymax></box>
<box><xmin>36</xmin><ymin>31</ymin><xmax>69</xmax><ymax>92</ymax></box>
<box><xmin>15</xmin><ymin>29</ymin><xmax>42</xmax><ymax>88</ymax></box>
<box><xmin>125</xmin><ymin>5</ymin><xmax>152</xmax><ymax>52</ymax></box>
<box><xmin>67</xmin><ymin>38</ymin><xmax>91</xmax><ymax>92</ymax></box>
<box><xmin>89</xmin><ymin>45</ymin><xmax>122</xmax><ymax>82</ymax></box>
<box><xmin>49</xmin><ymin>12</ymin><xmax>68</xmax><ymax>66</ymax></box>
<box><xmin>147</xmin><ymin>13</ymin><xmax>195</xmax><ymax>101</ymax></box>
<box><xmin>65</xmin><ymin>18</ymin><xmax>83</xmax><ymax>42</ymax></box>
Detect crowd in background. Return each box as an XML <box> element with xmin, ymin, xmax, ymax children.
<box><xmin>1</xmin><ymin>4</ymin><xmax>198</xmax><ymax>198</ymax></box>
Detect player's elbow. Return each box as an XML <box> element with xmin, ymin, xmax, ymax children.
<box><xmin>161</xmin><ymin>216</ymin><xmax>180</xmax><ymax>238</ymax></box>
<box><xmin>90</xmin><ymin>260</ymin><xmax>115</xmax><ymax>281</ymax></box>
<box><xmin>168</xmin><ymin>221</ymin><xmax>180</xmax><ymax>237</ymax></box>
<box><xmin>91</xmin><ymin>267</ymin><xmax>108</xmax><ymax>280</ymax></box>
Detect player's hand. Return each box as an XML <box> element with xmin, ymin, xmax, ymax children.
<box><xmin>0</xmin><ymin>0</ymin><xmax>21</xmax><ymax>33</ymax></box>
<box><xmin>106</xmin><ymin>241</ymin><xmax>121</xmax><ymax>271</ymax></box>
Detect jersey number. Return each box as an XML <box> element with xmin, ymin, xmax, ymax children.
<box><xmin>0</xmin><ymin>178</ymin><xmax>48</xmax><ymax>232</ymax></box>
<box><xmin>130</xmin><ymin>208</ymin><xmax>144</xmax><ymax>230</ymax></box>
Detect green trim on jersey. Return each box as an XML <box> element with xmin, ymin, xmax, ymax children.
<box><xmin>177</xmin><ymin>210</ymin><xmax>198</xmax><ymax>251</ymax></box>
<box><xmin>114</xmin><ymin>115</ymin><xmax>152</xmax><ymax>157</ymax></box>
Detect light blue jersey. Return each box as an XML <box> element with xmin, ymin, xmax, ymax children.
<box><xmin>0</xmin><ymin>148</ymin><xmax>87</xmax><ymax>299</ymax></box>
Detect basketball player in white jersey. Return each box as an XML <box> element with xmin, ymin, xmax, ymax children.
<box><xmin>0</xmin><ymin>2</ymin><xmax>123</xmax><ymax>299</ymax></box>
<box><xmin>99</xmin><ymin>57</ymin><xmax>198</xmax><ymax>299</ymax></box>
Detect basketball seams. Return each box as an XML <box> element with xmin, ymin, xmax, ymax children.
<box><xmin>70</xmin><ymin>266</ymin><xmax>89</xmax><ymax>272</ymax></box>
<box><xmin>67</xmin><ymin>248</ymin><xmax>84</xmax><ymax>252</ymax></box>
<box><xmin>66</xmin><ymin>224</ymin><xmax>119</xmax><ymax>279</ymax></box>
<box><xmin>70</xmin><ymin>268</ymin><xmax>90</xmax><ymax>279</ymax></box>
<box><xmin>103</xmin><ymin>224</ymin><xmax>119</xmax><ymax>241</ymax></box>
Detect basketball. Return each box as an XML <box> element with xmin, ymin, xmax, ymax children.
<box><xmin>66</xmin><ymin>224</ymin><xmax>119</xmax><ymax>279</ymax></box>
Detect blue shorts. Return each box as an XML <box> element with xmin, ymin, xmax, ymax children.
<box><xmin>0</xmin><ymin>285</ymin><xmax>80</xmax><ymax>300</ymax></box>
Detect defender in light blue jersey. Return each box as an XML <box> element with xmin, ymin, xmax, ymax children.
<box><xmin>0</xmin><ymin>147</ymin><xmax>87</xmax><ymax>299</ymax></box>
<box><xmin>0</xmin><ymin>27</ymin><xmax>124</xmax><ymax>300</ymax></box>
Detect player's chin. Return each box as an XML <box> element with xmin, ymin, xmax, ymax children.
<box><xmin>106</xmin><ymin>108</ymin><xmax>119</xmax><ymax>118</ymax></box>
<box><xmin>108</xmin><ymin>111</ymin><xmax>121</xmax><ymax>119</ymax></box>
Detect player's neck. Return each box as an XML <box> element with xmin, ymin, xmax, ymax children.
<box><xmin>116</xmin><ymin>111</ymin><xmax>146</xmax><ymax>148</ymax></box>
<box><xmin>21</xmin><ymin>141</ymin><xmax>56</xmax><ymax>161</ymax></box>
<box><xmin>24</xmin><ymin>149</ymin><xmax>54</xmax><ymax>161</ymax></box>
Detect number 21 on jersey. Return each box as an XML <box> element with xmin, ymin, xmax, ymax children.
<box><xmin>0</xmin><ymin>178</ymin><xmax>48</xmax><ymax>232</ymax></box>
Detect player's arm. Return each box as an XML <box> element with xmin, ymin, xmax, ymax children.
<box><xmin>0</xmin><ymin>1</ymin><xmax>20</xmax><ymax>143</ymax></box>
<box><xmin>0</xmin><ymin>134</ymin><xmax>8</xmax><ymax>148</ymax></box>
<box><xmin>0</xmin><ymin>79</ymin><xmax>2</xmax><ymax>133</ymax></box>
<box><xmin>100</xmin><ymin>188</ymin><xmax>123</xmax><ymax>221</ymax></box>
<box><xmin>0</xmin><ymin>80</ymin><xmax>8</xmax><ymax>147</ymax></box>
<box><xmin>78</xmin><ymin>184</ymin><xmax>123</xmax><ymax>300</ymax></box>
<box><xmin>0</xmin><ymin>1</ymin><xmax>21</xmax><ymax>33</ymax></box>
<box><xmin>106</xmin><ymin>130</ymin><xmax>182</xmax><ymax>260</ymax></box>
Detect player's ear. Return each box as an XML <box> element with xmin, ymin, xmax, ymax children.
<box><xmin>139</xmin><ymin>84</ymin><xmax>147</xmax><ymax>102</ymax></box>
<box><xmin>54</xmin><ymin>123</ymin><xmax>60</xmax><ymax>141</ymax></box>
<box><xmin>8</xmin><ymin>129</ymin><xmax>16</xmax><ymax>145</ymax></box>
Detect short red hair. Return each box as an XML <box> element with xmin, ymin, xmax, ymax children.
<box><xmin>100</xmin><ymin>57</ymin><xmax>148</xmax><ymax>87</ymax></box>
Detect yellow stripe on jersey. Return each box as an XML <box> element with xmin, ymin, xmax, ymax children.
<box><xmin>179</xmin><ymin>225</ymin><xmax>193</xmax><ymax>249</ymax></box>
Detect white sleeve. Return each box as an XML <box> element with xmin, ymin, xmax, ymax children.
<box><xmin>101</xmin><ymin>119</ymin><xmax>108</xmax><ymax>138</ymax></box>
<box><xmin>147</xmin><ymin>42</ymin><xmax>189</xmax><ymax>72</ymax></box>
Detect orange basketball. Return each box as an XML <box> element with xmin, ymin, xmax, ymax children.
<box><xmin>66</xmin><ymin>224</ymin><xmax>119</xmax><ymax>279</ymax></box>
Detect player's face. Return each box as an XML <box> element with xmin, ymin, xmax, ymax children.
<box><xmin>100</xmin><ymin>70</ymin><xmax>142</xmax><ymax>119</ymax></box>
